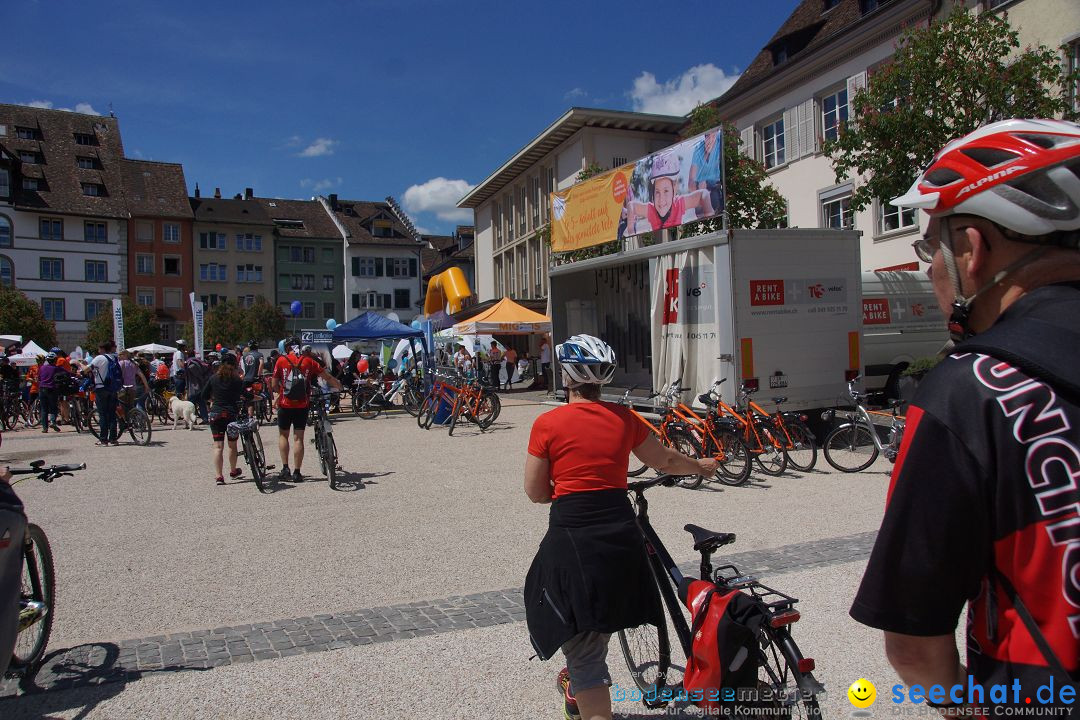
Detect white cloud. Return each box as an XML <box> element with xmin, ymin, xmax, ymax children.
<box><xmin>414</xmin><ymin>225</ymin><xmax>432</xmax><ymax>236</ymax></box>
<box><xmin>298</xmin><ymin>137</ymin><xmax>338</xmax><ymax>157</ymax></box>
<box><xmin>299</xmin><ymin>177</ymin><xmax>342</xmax><ymax>193</ymax></box>
<box><xmin>402</xmin><ymin>177</ymin><xmax>475</xmax><ymax>223</ymax></box>
<box><xmin>21</xmin><ymin>100</ymin><xmax>101</xmax><ymax>115</ymax></box>
<box><xmin>284</xmin><ymin>135</ymin><xmax>304</xmax><ymax>147</ymax></box>
<box><xmin>564</xmin><ymin>87</ymin><xmax>587</xmax><ymax>101</ymax></box>
<box><xmin>629</xmin><ymin>63</ymin><xmax>740</xmax><ymax>116</ymax></box>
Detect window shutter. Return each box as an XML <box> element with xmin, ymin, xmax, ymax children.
<box><xmin>375</xmin><ymin>258</ymin><xmax>384</xmax><ymax>277</ymax></box>
<box><xmin>351</xmin><ymin>293</ymin><xmax>360</xmax><ymax>309</ymax></box>
<box><xmin>739</xmin><ymin>126</ymin><xmax>755</xmax><ymax>160</ymax></box>
<box><xmin>409</xmin><ymin>258</ymin><xmax>417</xmax><ymax>277</ymax></box>
<box><xmin>351</xmin><ymin>257</ymin><xmax>360</xmax><ymax>276</ymax></box>
<box><xmin>382</xmin><ymin>293</ymin><xmax>391</xmax><ymax>309</ymax></box>
<box><xmin>799</xmin><ymin>98</ymin><xmax>816</xmax><ymax>156</ymax></box>
<box><xmin>783</xmin><ymin>107</ymin><xmax>801</xmax><ymax>161</ymax></box>
<box><xmin>846</xmin><ymin>71</ymin><xmax>867</xmax><ymax>107</ymax></box>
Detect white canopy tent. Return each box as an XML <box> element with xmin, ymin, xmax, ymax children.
<box><xmin>126</xmin><ymin>343</ymin><xmax>178</xmax><ymax>355</ymax></box>
<box><xmin>8</xmin><ymin>340</ymin><xmax>48</xmax><ymax>367</ymax></box>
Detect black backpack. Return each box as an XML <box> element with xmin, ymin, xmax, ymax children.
<box><xmin>282</xmin><ymin>357</ymin><xmax>309</xmax><ymax>402</ymax></box>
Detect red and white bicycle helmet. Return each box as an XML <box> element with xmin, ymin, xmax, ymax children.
<box><xmin>892</xmin><ymin>118</ymin><xmax>1080</xmax><ymax>238</ymax></box>
<box><xmin>556</xmin><ymin>334</ymin><xmax>617</xmax><ymax>386</ymax></box>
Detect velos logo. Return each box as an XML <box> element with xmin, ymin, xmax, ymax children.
<box><xmin>954</xmin><ymin>165</ymin><xmax>1027</xmax><ymax>199</ymax></box>
<box><xmin>912</xmin><ymin>303</ymin><xmax>925</xmax><ymax>317</ymax></box>
<box><xmin>808</xmin><ymin>283</ymin><xmax>825</xmax><ymax>299</ymax></box>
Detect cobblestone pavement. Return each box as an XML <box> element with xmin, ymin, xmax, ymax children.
<box><xmin>1</xmin><ymin>530</ymin><xmax>875</xmax><ymax>698</ymax></box>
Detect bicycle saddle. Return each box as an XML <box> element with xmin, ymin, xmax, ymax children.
<box><xmin>697</xmin><ymin>393</ymin><xmax>718</xmax><ymax>407</ymax></box>
<box><xmin>684</xmin><ymin>524</ymin><xmax>736</xmax><ymax>552</ymax></box>
<box><xmin>772</xmin><ymin>396</ymin><xmax>787</xmax><ymax>404</ymax></box>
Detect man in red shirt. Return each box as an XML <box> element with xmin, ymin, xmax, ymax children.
<box><xmin>271</xmin><ymin>337</ymin><xmax>341</xmax><ymax>482</ymax></box>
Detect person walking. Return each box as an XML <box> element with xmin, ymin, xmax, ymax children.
<box><xmin>524</xmin><ymin>334</ymin><xmax>717</xmax><ymax>720</ymax></box>
<box><xmin>271</xmin><ymin>337</ymin><xmax>342</xmax><ymax>482</ymax></box>
<box><xmin>201</xmin><ymin>353</ymin><xmax>246</xmax><ymax>486</ymax></box>
<box><xmin>118</xmin><ymin>351</ymin><xmax>151</xmax><ymax>412</ymax></box>
<box><xmin>36</xmin><ymin>352</ymin><xmax>69</xmax><ymax>433</ymax></box>
<box><xmin>88</xmin><ymin>340</ymin><xmax>121</xmax><ymax>446</ymax></box>
<box><xmin>504</xmin><ymin>346</ymin><xmax>518</xmax><ymax>391</ymax></box>
<box><xmin>487</xmin><ymin>341</ymin><xmax>502</xmax><ymax>389</ymax></box>
<box><xmin>851</xmin><ymin>119</ymin><xmax>1080</xmax><ymax>709</ymax></box>
<box><xmin>184</xmin><ymin>351</ymin><xmax>211</xmax><ymax>423</ymax></box>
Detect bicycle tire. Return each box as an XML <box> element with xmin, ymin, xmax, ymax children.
<box><xmin>356</xmin><ymin>396</ymin><xmax>382</xmax><ymax>420</ymax></box>
<box><xmin>756</xmin><ymin>626</ymin><xmax>823</xmax><ymax>720</ymax></box>
<box><xmin>782</xmin><ymin>420</ymin><xmax>818</xmax><ymax>472</ymax></box>
<box><xmin>86</xmin><ymin>406</ymin><xmax>99</xmax><ymax>440</ymax></box>
<box><xmin>0</xmin><ymin>403</ymin><xmax>14</xmax><ymax>431</ymax></box>
<box><xmin>712</xmin><ymin>429</ymin><xmax>753</xmax><ymax>487</ymax></box>
<box><xmin>416</xmin><ymin>393</ymin><xmax>435</xmax><ymax>429</ymax></box>
<box><xmin>11</xmin><ymin>523</ymin><xmax>56</xmax><ymax>673</ymax></box>
<box><xmin>753</xmin><ymin>423</ymin><xmax>788</xmax><ymax>476</ymax></box>
<box><xmin>246</xmin><ymin>432</ymin><xmax>269</xmax><ymax>494</ymax></box>
<box><xmin>666</xmin><ymin>427</ymin><xmax>705</xmax><ymax>490</ymax></box>
<box><xmin>617</xmin><ymin>551</ymin><xmax>673</xmax><ymax>709</ymax></box>
<box><xmin>627</xmin><ymin>460</ymin><xmax>650</xmax><ymax>477</ymax></box>
<box><xmin>402</xmin><ymin>386</ymin><xmax>421</xmax><ymax>417</ymax></box>
<box><xmin>326</xmin><ymin>432</ymin><xmax>338</xmax><ymax>489</ymax></box>
<box><xmin>447</xmin><ymin>398</ymin><xmax>465</xmax><ymax>436</ymax></box>
<box><xmin>27</xmin><ymin>398</ymin><xmax>41</xmax><ymax>428</ymax></box>
<box><xmin>129</xmin><ymin>408</ymin><xmax>152</xmax><ymax>446</ymax></box>
<box><xmin>823</xmin><ymin>423</ymin><xmax>878</xmax><ymax>472</ymax></box>
<box><xmin>70</xmin><ymin>400</ymin><xmax>83</xmax><ymax>434</ymax></box>
<box><xmin>475</xmin><ymin>390</ymin><xmax>501</xmax><ymax>429</ymax></box>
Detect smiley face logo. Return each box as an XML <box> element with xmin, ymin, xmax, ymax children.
<box><xmin>847</xmin><ymin>678</ymin><xmax>877</xmax><ymax>708</ymax></box>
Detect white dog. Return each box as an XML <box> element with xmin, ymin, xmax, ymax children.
<box><xmin>170</xmin><ymin>396</ymin><xmax>198</xmax><ymax>430</ymax></box>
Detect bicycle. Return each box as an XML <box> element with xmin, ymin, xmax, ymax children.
<box><xmin>250</xmin><ymin>376</ymin><xmax>274</xmax><ymax>425</ymax></box>
<box><xmin>618</xmin><ymin>473</ymin><xmax>823</xmax><ymax>716</ymax></box>
<box><xmin>417</xmin><ymin>372</ymin><xmax>465</xmax><ymax>430</ymax></box>
<box><xmin>821</xmin><ymin>376</ymin><xmax>906</xmax><ymax>472</ymax></box>
<box><xmin>7</xmin><ymin>461</ymin><xmax>87</xmax><ymax>675</ymax></box>
<box><xmin>227</xmin><ymin>416</ymin><xmax>274</xmax><ymax>493</ymax></box>
<box><xmin>310</xmin><ymin>390</ymin><xmax>340</xmax><ymax>490</ymax></box>
<box><xmin>616</xmin><ymin>385</ymin><xmax>705</xmax><ymax>488</ymax></box>
<box><xmin>447</xmin><ymin>376</ymin><xmax>501</xmax><ymax>436</ymax></box>
<box><xmin>86</xmin><ymin>392</ymin><xmax>152</xmax><ymax>445</ymax></box>
<box><xmin>708</xmin><ymin>380</ymin><xmax>789</xmax><ymax>477</ymax></box>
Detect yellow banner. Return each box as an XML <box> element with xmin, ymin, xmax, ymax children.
<box><xmin>549</xmin><ymin>163</ymin><xmax>635</xmax><ymax>252</ymax></box>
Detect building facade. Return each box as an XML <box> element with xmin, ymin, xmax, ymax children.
<box><xmin>322</xmin><ymin>195</ymin><xmax>424</xmax><ymax>324</ymax></box>
<box><xmin>0</xmin><ymin>104</ymin><xmax>129</xmax><ymax>347</ymax></box>
<box><xmin>190</xmin><ymin>190</ymin><xmax>276</xmax><ymax>310</ymax></box>
<box><xmin>256</xmin><ymin>196</ymin><xmax>344</xmax><ymax>327</ymax></box>
<box><xmin>458</xmin><ymin>108</ymin><xmax>683</xmax><ymax>303</ymax></box>
<box><xmin>122</xmin><ymin>159</ymin><xmax>194</xmax><ymax>342</ymax></box>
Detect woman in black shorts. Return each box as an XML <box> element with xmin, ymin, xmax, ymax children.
<box><xmin>201</xmin><ymin>353</ymin><xmax>246</xmax><ymax>486</ymax></box>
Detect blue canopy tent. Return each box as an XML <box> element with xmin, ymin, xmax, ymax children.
<box><xmin>332</xmin><ymin>312</ymin><xmax>424</xmax><ymax>341</ymax></box>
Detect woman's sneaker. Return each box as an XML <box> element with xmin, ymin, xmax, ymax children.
<box><xmin>279</xmin><ymin>465</ymin><xmax>291</xmax><ymax>479</ymax></box>
<box><xmin>557</xmin><ymin>668</ymin><xmax>581</xmax><ymax>720</ymax></box>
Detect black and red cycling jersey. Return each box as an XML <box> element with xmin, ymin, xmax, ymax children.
<box><xmin>851</xmin><ymin>283</ymin><xmax>1080</xmax><ymax>702</ymax></box>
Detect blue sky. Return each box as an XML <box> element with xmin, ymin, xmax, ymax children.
<box><xmin>1</xmin><ymin>0</ymin><xmax>800</xmax><ymax>235</ymax></box>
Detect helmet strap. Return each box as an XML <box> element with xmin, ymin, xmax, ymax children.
<box><xmin>945</xmin><ymin>240</ymin><xmax>1049</xmax><ymax>342</ymax></box>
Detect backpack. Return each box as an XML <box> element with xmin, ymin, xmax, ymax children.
<box><xmin>282</xmin><ymin>356</ymin><xmax>309</xmax><ymax>402</ymax></box>
<box><xmin>101</xmin><ymin>354</ymin><xmax>123</xmax><ymax>393</ymax></box>
<box><xmin>678</xmin><ymin>578</ymin><xmax>762</xmax><ymax>710</ymax></box>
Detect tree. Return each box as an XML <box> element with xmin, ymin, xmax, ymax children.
<box><xmin>247</xmin><ymin>296</ymin><xmax>286</xmax><ymax>345</ymax></box>
<box><xmin>825</xmin><ymin>4</ymin><xmax>1080</xmax><ymax>213</ymax></box>
<box><xmin>86</xmin><ymin>298</ymin><xmax>160</xmax><ymax>349</ymax></box>
<box><xmin>680</xmin><ymin>104</ymin><xmax>789</xmax><ymax>233</ymax></box>
<box><xmin>0</xmin><ymin>286</ymin><xmax>56</xmax><ymax>349</ymax></box>
<box><xmin>203</xmin><ymin>301</ymin><xmax>251</xmax><ymax>349</ymax></box>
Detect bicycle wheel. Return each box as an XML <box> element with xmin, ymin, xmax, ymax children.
<box><xmin>246</xmin><ymin>432</ymin><xmax>269</xmax><ymax>494</ymax></box>
<box><xmin>0</xmin><ymin>401</ymin><xmax>14</xmax><ymax>431</ymax></box>
<box><xmin>86</xmin><ymin>405</ymin><xmax>100</xmax><ymax>440</ymax></box>
<box><xmin>823</xmin><ymin>423</ymin><xmax>878</xmax><ymax>472</ymax></box>
<box><xmin>712</xmin><ymin>429</ymin><xmax>753</xmax><ymax>487</ymax></box>
<box><xmin>627</xmin><ymin>457</ymin><xmax>650</xmax><ymax>477</ymax></box>
<box><xmin>416</xmin><ymin>392</ymin><xmax>435</xmax><ymax>429</ymax></box>
<box><xmin>128</xmin><ymin>408</ymin><xmax>152</xmax><ymax>445</ymax></box>
<box><xmin>755</xmin><ymin>626</ymin><xmax>823</xmax><ymax>720</ymax></box>
<box><xmin>782</xmin><ymin>420</ymin><xmax>818</xmax><ymax>472</ymax></box>
<box><xmin>753</xmin><ymin>423</ymin><xmax>788</xmax><ymax>476</ymax></box>
<box><xmin>617</xmin><ymin>552</ymin><xmax>672</xmax><ymax>709</ymax></box>
<box><xmin>356</xmin><ymin>395</ymin><xmax>382</xmax><ymax>420</ymax></box>
<box><xmin>401</xmin><ymin>386</ymin><xmax>421</xmax><ymax>417</ymax></box>
<box><xmin>475</xmin><ymin>390</ymin><xmax>501</xmax><ymax>429</ymax></box>
<box><xmin>68</xmin><ymin>400</ymin><xmax>83</xmax><ymax>434</ymax></box>
<box><xmin>27</xmin><ymin>398</ymin><xmax>41</xmax><ymax>428</ymax></box>
<box><xmin>666</xmin><ymin>427</ymin><xmax>705</xmax><ymax>490</ymax></box>
<box><xmin>447</xmin><ymin>398</ymin><xmax>466</xmax><ymax>436</ymax></box>
<box><xmin>326</xmin><ymin>432</ymin><xmax>338</xmax><ymax>490</ymax></box>
<box><xmin>11</xmin><ymin>523</ymin><xmax>56</xmax><ymax>673</ymax></box>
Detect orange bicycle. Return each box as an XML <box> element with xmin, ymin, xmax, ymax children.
<box><xmin>617</xmin><ymin>385</ymin><xmax>706</xmax><ymax>488</ymax></box>
<box><xmin>703</xmin><ymin>380</ymin><xmax>788</xmax><ymax>476</ymax></box>
<box><xmin>447</xmin><ymin>376</ymin><xmax>500</xmax><ymax>435</ymax></box>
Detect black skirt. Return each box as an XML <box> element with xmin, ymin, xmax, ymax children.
<box><xmin>525</xmin><ymin>488</ymin><xmax>663</xmax><ymax>661</ymax></box>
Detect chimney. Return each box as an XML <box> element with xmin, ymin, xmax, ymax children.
<box><xmin>214</xmin><ymin>187</ymin><xmax>221</xmax><ymax>199</ymax></box>
<box><xmin>328</xmin><ymin>193</ymin><xmax>339</xmax><ymax>211</ymax></box>
<box><xmin>194</xmin><ymin>182</ymin><xmax>200</xmax><ymax>198</ymax></box>
<box><xmin>244</xmin><ymin>187</ymin><xmax>253</xmax><ymax>200</ymax></box>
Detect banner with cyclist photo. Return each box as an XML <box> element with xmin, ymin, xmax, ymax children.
<box><xmin>649</xmin><ymin>246</ymin><xmax>727</xmax><ymax>404</ymax></box>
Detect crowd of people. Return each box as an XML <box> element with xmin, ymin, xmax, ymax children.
<box><xmin>435</xmin><ymin>336</ymin><xmax>552</xmax><ymax>391</ymax></box>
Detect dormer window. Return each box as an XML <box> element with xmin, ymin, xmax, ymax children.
<box><xmin>73</xmin><ymin>132</ymin><xmax>96</xmax><ymax>146</ymax></box>
<box><xmin>19</xmin><ymin>151</ymin><xmax>41</xmax><ymax>164</ymax></box>
<box><xmin>77</xmin><ymin>156</ymin><xmax>100</xmax><ymax>170</ymax></box>
<box><xmin>16</xmin><ymin>127</ymin><xmax>40</xmax><ymax>140</ymax></box>
<box><xmin>372</xmin><ymin>219</ymin><xmax>394</xmax><ymax>238</ymax></box>
<box><xmin>273</xmin><ymin>219</ymin><xmax>305</xmax><ymax>230</ymax></box>
<box><xmin>81</xmin><ymin>182</ymin><xmax>106</xmax><ymax>197</ymax></box>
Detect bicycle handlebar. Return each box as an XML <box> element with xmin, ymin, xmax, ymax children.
<box><xmin>9</xmin><ymin>462</ymin><xmax>87</xmax><ymax>483</ymax></box>
<box><xmin>627</xmin><ymin>474</ymin><xmax>679</xmax><ymax>493</ymax></box>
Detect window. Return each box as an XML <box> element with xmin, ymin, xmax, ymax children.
<box><xmin>40</xmin><ymin>258</ymin><xmax>63</xmax><ymax>281</ymax></box>
<box><xmin>163</xmin><ymin>223</ymin><xmax>180</xmax><ymax>243</ymax></box>
<box><xmin>235</xmin><ymin>264</ymin><xmax>262</xmax><ymax>283</ymax></box>
<box><xmin>85</xmin><ymin>299</ymin><xmax>108</xmax><ymax>321</ymax></box>
<box><xmin>163</xmin><ymin>256</ymin><xmax>181</xmax><ymax>276</ymax></box>
<box><xmin>199</xmin><ymin>264</ymin><xmax>227</xmax><ymax>282</ymax></box>
<box><xmin>0</xmin><ymin>216</ymin><xmax>10</xmax><ymax>247</ymax></box>
<box><xmin>0</xmin><ymin>169</ymin><xmax>8</xmax><ymax>198</ymax></box>
<box><xmin>16</xmin><ymin>127</ymin><xmax>40</xmax><ymax>140</ymax></box>
<box><xmin>303</xmin><ymin>274</ymin><xmax>314</xmax><ymax>290</ymax></box>
<box><xmin>137</xmin><ymin>221</ymin><xmax>154</xmax><ymax>242</ymax></box>
<box><xmin>84</xmin><ymin>221</ymin><xmax>107</xmax><ymax>243</ymax></box>
<box><xmin>820</xmin><ymin>186</ymin><xmax>854</xmax><ymax>230</ymax></box>
<box><xmin>42</xmin><ymin>298</ymin><xmax>64</xmax><ymax>321</ymax></box>
<box><xmin>84</xmin><ymin>260</ymin><xmax>107</xmax><ymax>282</ymax></box>
<box><xmin>81</xmin><ymin>182</ymin><xmax>105</xmax><ymax>197</ymax></box>
<box><xmin>22</xmin><ymin>178</ymin><xmax>42</xmax><ymax>191</ymax></box>
<box><xmin>136</xmin><ymin>254</ymin><xmax>154</xmax><ymax>275</ymax></box>
<box><xmin>821</xmin><ymin>88</ymin><xmax>848</xmax><ymax>143</ymax></box>
<box><xmin>352</xmin><ymin>257</ymin><xmax>376</xmax><ymax>277</ymax></box>
<box><xmin>394</xmin><ymin>288</ymin><xmax>410</xmax><ymax>310</ymax></box>
<box><xmin>136</xmin><ymin>287</ymin><xmax>155</xmax><ymax>306</ymax></box>
<box><xmin>303</xmin><ymin>302</ymin><xmax>315</xmax><ymax>319</ymax></box>
<box><xmin>322</xmin><ymin>248</ymin><xmax>334</xmax><ymax>264</ymax></box>
<box><xmin>77</xmin><ymin>156</ymin><xmax>99</xmax><ymax>170</ymax></box>
<box><xmin>0</xmin><ymin>256</ymin><xmax>12</xmax><ymax>287</ymax></box>
<box><xmin>762</xmin><ymin>117</ymin><xmax>785</xmax><ymax>169</ymax></box>
<box><xmin>202</xmin><ymin>295</ymin><xmax>222</xmax><ymax>308</ymax></box>
<box><xmin>199</xmin><ymin>232</ymin><xmax>227</xmax><ymax>250</ymax></box>
<box><xmin>235</xmin><ymin>233</ymin><xmax>263</xmax><ymax>252</ymax></box>
<box><xmin>493</xmin><ymin>201</ymin><xmax>502</xmax><ymax>246</ymax></box>
<box><xmin>289</xmin><ymin>246</ymin><xmax>302</xmax><ymax>262</ymax></box>
<box><xmin>163</xmin><ymin>288</ymin><xmax>181</xmax><ymax>309</ymax></box>
<box><xmin>19</xmin><ymin>151</ymin><xmax>40</xmax><ymax>164</ymax></box>
<box><xmin>391</xmin><ymin>258</ymin><xmax>410</xmax><ymax>277</ymax></box>
<box><xmin>73</xmin><ymin>132</ymin><xmax>96</xmax><ymax>146</ymax></box>
<box><xmin>612</xmin><ymin>157</ymin><xmax>627</xmax><ymax>169</ymax></box>
<box><xmin>291</xmin><ymin>274</ymin><xmax>302</xmax><ymax>290</ymax></box>
<box><xmin>303</xmin><ymin>247</ymin><xmax>315</xmax><ymax>263</ymax></box>
<box><xmin>372</xmin><ymin>219</ymin><xmax>394</xmax><ymax>238</ymax></box>
<box><xmin>237</xmin><ymin>295</ymin><xmax>255</xmax><ymax>309</ymax></box>
<box><xmin>322</xmin><ymin>302</ymin><xmax>335</xmax><ymax>318</ymax></box>
<box><xmin>878</xmin><ymin>200</ymin><xmax>917</xmax><ymax>235</ymax></box>
<box><xmin>323</xmin><ymin>274</ymin><xmax>334</xmax><ymax>290</ymax></box>
<box><xmin>519</xmin><ymin>185</ymin><xmax>527</xmax><ymax>234</ymax></box>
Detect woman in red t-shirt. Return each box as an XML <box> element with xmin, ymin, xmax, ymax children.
<box><xmin>524</xmin><ymin>334</ymin><xmax>716</xmax><ymax>720</ymax></box>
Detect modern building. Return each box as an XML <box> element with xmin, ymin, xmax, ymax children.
<box><xmin>0</xmin><ymin>104</ymin><xmax>130</xmax><ymax>347</ymax></box>
<box><xmin>121</xmin><ymin>159</ymin><xmax>194</xmax><ymax>342</ymax></box>
<box><xmin>256</xmin><ymin>196</ymin><xmax>344</xmax><ymax>327</ymax></box>
<box><xmin>420</xmin><ymin>225</ymin><xmax>476</xmax><ymax>313</ymax></box>
<box><xmin>457</xmin><ymin>107</ymin><xmax>684</xmax><ymax>303</ymax></box>
<box><xmin>321</xmin><ymin>194</ymin><xmax>424</xmax><ymax>324</ymax></box>
<box><xmin>190</xmin><ymin>188</ymin><xmax>276</xmax><ymax>310</ymax></box>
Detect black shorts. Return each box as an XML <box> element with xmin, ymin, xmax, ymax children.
<box><xmin>277</xmin><ymin>406</ymin><xmax>309</xmax><ymax>432</ymax></box>
<box><xmin>209</xmin><ymin>408</ymin><xmax>236</xmax><ymax>442</ymax></box>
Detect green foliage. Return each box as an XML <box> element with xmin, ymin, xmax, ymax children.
<box><xmin>248</xmin><ymin>296</ymin><xmax>286</xmax><ymax>345</ymax></box>
<box><xmin>86</xmin><ymin>298</ymin><xmax>159</xmax><ymax>349</ymax></box>
<box><xmin>825</xmin><ymin>4</ymin><xmax>1080</xmax><ymax>213</ymax></box>
<box><xmin>200</xmin><ymin>298</ymin><xmax>287</xmax><ymax>349</ymax></box>
<box><xmin>0</xmin><ymin>285</ymin><xmax>56</xmax><ymax>348</ymax></box>
<box><xmin>902</xmin><ymin>356</ymin><xmax>943</xmax><ymax>378</ymax></box>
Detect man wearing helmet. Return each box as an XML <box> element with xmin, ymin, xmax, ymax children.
<box><xmin>851</xmin><ymin>120</ymin><xmax>1080</xmax><ymax>709</ymax></box>
<box><xmin>524</xmin><ymin>334</ymin><xmax>717</xmax><ymax>720</ymax></box>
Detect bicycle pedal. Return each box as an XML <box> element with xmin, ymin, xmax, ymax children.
<box><xmin>265</xmin><ymin>464</ymin><xmax>276</xmax><ymax>470</ymax></box>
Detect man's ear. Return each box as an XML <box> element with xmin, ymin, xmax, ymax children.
<box><xmin>963</xmin><ymin>225</ymin><xmax>992</xmax><ymax>279</ymax></box>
